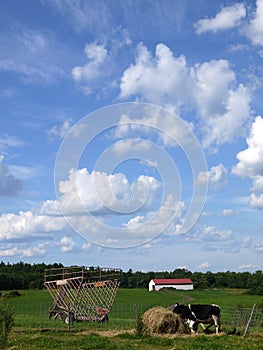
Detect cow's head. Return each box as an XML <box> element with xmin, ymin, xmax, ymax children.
<box><xmin>172</xmin><ymin>303</ymin><xmax>184</xmax><ymax>315</ymax></box>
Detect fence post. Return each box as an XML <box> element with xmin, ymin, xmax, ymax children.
<box><xmin>67</xmin><ymin>303</ymin><xmax>71</xmax><ymax>332</ymax></box>
<box><xmin>243</xmin><ymin>303</ymin><xmax>256</xmax><ymax>337</ymax></box>
<box><xmin>134</xmin><ymin>303</ymin><xmax>143</xmax><ymax>336</ymax></box>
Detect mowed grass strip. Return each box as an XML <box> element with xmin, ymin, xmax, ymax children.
<box><xmin>7</xmin><ymin>330</ymin><xmax>263</xmax><ymax>350</ymax></box>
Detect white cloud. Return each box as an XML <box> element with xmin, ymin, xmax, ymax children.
<box><xmin>0</xmin><ymin>134</ymin><xmax>24</xmax><ymax>152</ymax></box>
<box><xmin>58</xmin><ymin>168</ymin><xmax>160</xmax><ymax>216</ymax></box>
<box><xmin>197</xmin><ymin>163</ymin><xmax>228</xmax><ymax>189</ymax></box>
<box><xmin>194</xmin><ymin>3</ymin><xmax>246</xmax><ymax>34</ymax></box>
<box><xmin>241</xmin><ymin>236</ymin><xmax>253</xmax><ymax>249</ymax></box>
<box><xmin>198</xmin><ymin>225</ymin><xmax>233</xmax><ymax>242</ymax></box>
<box><xmin>0</xmin><ymin>243</ymin><xmax>46</xmax><ymax>258</ymax></box>
<box><xmin>244</xmin><ymin>0</ymin><xmax>263</xmax><ymax>46</ymax></box>
<box><xmin>112</xmin><ymin>110</ymin><xmax>194</xmax><ymax>149</ymax></box>
<box><xmin>119</xmin><ymin>43</ymin><xmax>194</xmax><ymax>107</ymax></box>
<box><xmin>194</xmin><ymin>63</ymin><xmax>251</xmax><ymax>150</ymax></box>
<box><xmin>221</xmin><ymin>209</ymin><xmax>239</xmax><ymax>217</ymax></box>
<box><xmin>251</xmin><ymin>175</ymin><xmax>263</xmax><ymax>192</ymax></box>
<box><xmin>250</xmin><ymin>193</ymin><xmax>263</xmax><ymax>209</ymax></box>
<box><xmin>233</xmin><ymin>116</ymin><xmax>263</xmax><ymax>178</ymax></box>
<box><xmin>71</xmin><ymin>42</ymin><xmax>108</xmax><ymax>95</ymax></box>
<box><xmin>238</xmin><ymin>263</ymin><xmax>259</xmax><ymax>270</ymax></box>
<box><xmin>39</xmin><ymin>199</ymin><xmax>61</xmax><ymax>216</ymax></box>
<box><xmin>254</xmin><ymin>243</ymin><xmax>263</xmax><ymax>253</ymax></box>
<box><xmin>47</xmin><ymin>119</ymin><xmax>73</xmax><ymax>141</ymax></box>
<box><xmin>60</xmin><ymin>236</ymin><xmax>78</xmax><ymax>253</ymax></box>
<box><xmin>119</xmin><ymin>43</ymin><xmax>252</xmax><ymax>151</ymax></box>
<box><xmin>123</xmin><ymin>195</ymin><xmax>185</xmax><ymax>235</ymax></box>
<box><xmin>111</xmin><ymin>138</ymin><xmax>153</xmax><ymax>155</ymax></box>
<box><xmin>0</xmin><ymin>210</ymin><xmax>66</xmax><ymax>242</ymax></box>
<box><xmin>196</xmin><ymin>261</ymin><xmax>210</xmax><ymax>269</ymax></box>
<box><xmin>8</xmin><ymin>164</ymin><xmax>37</xmax><ymax>180</ymax></box>
<box><xmin>232</xmin><ymin>116</ymin><xmax>263</xmax><ymax>209</ymax></box>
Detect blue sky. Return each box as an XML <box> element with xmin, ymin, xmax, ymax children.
<box><xmin>1</xmin><ymin>0</ymin><xmax>263</xmax><ymax>273</ymax></box>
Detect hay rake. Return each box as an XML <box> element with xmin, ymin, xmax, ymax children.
<box><xmin>44</xmin><ymin>266</ymin><xmax>122</xmax><ymax>323</ymax></box>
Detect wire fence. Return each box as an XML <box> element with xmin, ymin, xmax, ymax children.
<box><xmin>4</xmin><ymin>301</ymin><xmax>263</xmax><ymax>336</ymax></box>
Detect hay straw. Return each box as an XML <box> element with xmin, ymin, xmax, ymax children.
<box><xmin>141</xmin><ymin>306</ymin><xmax>188</xmax><ymax>335</ymax></box>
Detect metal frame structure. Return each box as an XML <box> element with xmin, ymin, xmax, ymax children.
<box><xmin>44</xmin><ymin>266</ymin><xmax>122</xmax><ymax>323</ymax></box>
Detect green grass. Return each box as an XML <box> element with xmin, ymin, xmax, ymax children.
<box><xmin>1</xmin><ymin>288</ymin><xmax>262</xmax><ymax>332</ymax></box>
<box><xmin>1</xmin><ymin>289</ymin><xmax>262</xmax><ymax>349</ymax></box>
<box><xmin>116</xmin><ymin>288</ymin><xmax>262</xmax><ymax>307</ymax></box>
<box><xmin>7</xmin><ymin>330</ymin><xmax>263</xmax><ymax>350</ymax></box>
<box><xmin>2</xmin><ymin>288</ymin><xmax>262</xmax><ymax>308</ymax></box>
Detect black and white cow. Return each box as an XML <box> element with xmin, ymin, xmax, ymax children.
<box><xmin>173</xmin><ymin>303</ymin><xmax>220</xmax><ymax>334</ymax></box>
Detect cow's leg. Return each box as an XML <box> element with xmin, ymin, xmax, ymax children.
<box><xmin>212</xmin><ymin>315</ymin><xmax>220</xmax><ymax>334</ymax></box>
<box><xmin>199</xmin><ymin>322</ymin><xmax>206</xmax><ymax>331</ymax></box>
<box><xmin>187</xmin><ymin>319</ymin><xmax>197</xmax><ymax>333</ymax></box>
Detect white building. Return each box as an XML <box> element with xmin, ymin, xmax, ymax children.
<box><xmin>149</xmin><ymin>278</ymin><xmax>193</xmax><ymax>291</ymax></box>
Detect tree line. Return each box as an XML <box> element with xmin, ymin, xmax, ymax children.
<box><xmin>0</xmin><ymin>262</ymin><xmax>262</xmax><ymax>295</ymax></box>
<box><xmin>120</xmin><ymin>268</ymin><xmax>263</xmax><ymax>294</ymax></box>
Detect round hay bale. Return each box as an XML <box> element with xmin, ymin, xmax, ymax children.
<box><xmin>141</xmin><ymin>306</ymin><xmax>188</xmax><ymax>335</ymax></box>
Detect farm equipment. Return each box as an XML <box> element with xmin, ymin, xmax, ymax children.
<box><xmin>44</xmin><ymin>266</ymin><xmax>122</xmax><ymax>323</ymax></box>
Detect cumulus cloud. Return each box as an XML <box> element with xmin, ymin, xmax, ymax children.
<box><xmin>58</xmin><ymin>168</ymin><xmax>160</xmax><ymax>216</ymax></box>
<box><xmin>71</xmin><ymin>35</ymin><xmax>132</xmax><ymax>96</ymax></box>
<box><xmin>56</xmin><ymin>166</ymin><xmax>186</xmax><ymax>247</ymax></box>
<box><xmin>251</xmin><ymin>175</ymin><xmax>263</xmax><ymax>192</ymax></box>
<box><xmin>195</xmin><ymin>70</ymin><xmax>251</xmax><ymax>151</ymax></box>
<box><xmin>72</xmin><ymin>42</ymin><xmax>108</xmax><ymax>95</ymax></box>
<box><xmin>233</xmin><ymin>116</ymin><xmax>263</xmax><ymax>178</ymax></box>
<box><xmin>232</xmin><ymin>116</ymin><xmax>263</xmax><ymax>209</ymax></box>
<box><xmin>0</xmin><ymin>209</ymin><xmax>66</xmax><ymax>242</ymax></box>
<box><xmin>0</xmin><ymin>243</ymin><xmax>46</xmax><ymax>258</ymax></box>
<box><xmin>244</xmin><ymin>0</ymin><xmax>263</xmax><ymax>46</ymax></box>
<box><xmin>119</xmin><ymin>43</ymin><xmax>252</xmax><ymax>151</ymax></box>
<box><xmin>194</xmin><ymin>3</ymin><xmax>246</xmax><ymax>34</ymax></box>
<box><xmin>197</xmin><ymin>163</ymin><xmax>228</xmax><ymax>189</ymax></box>
<box><xmin>0</xmin><ymin>165</ymin><xmax>169</xmax><ymax>249</ymax></box>
<box><xmin>112</xmin><ymin>110</ymin><xmax>195</xmax><ymax>149</ymax></box>
<box><xmin>60</xmin><ymin>236</ymin><xmax>78</xmax><ymax>253</ymax></box>
<box><xmin>111</xmin><ymin>138</ymin><xmax>153</xmax><ymax>155</ymax></box>
<box><xmin>0</xmin><ymin>156</ymin><xmax>23</xmax><ymax>196</ymax></box>
<box><xmin>197</xmin><ymin>225</ymin><xmax>233</xmax><ymax>242</ymax></box>
<box><xmin>119</xmin><ymin>43</ymin><xmax>194</xmax><ymax>107</ymax></box>
<box><xmin>250</xmin><ymin>193</ymin><xmax>263</xmax><ymax>209</ymax></box>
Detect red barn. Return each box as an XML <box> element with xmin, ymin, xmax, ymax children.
<box><xmin>149</xmin><ymin>278</ymin><xmax>193</xmax><ymax>291</ymax></box>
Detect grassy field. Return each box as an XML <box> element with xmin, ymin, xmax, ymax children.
<box><xmin>1</xmin><ymin>288</ymin><xmax>262</xmax><ymax>330</ymax></box>
<box><xmin>1</xmin><ymin>288</ymin><xmax>262</xmax><ymax>349</ymax></box>
<box><xmin>0</xmin><ymin>289</ymin><xmax>263</xmax><ymax>350</ymax></box>
<box><xmin>2</xmin><ymin>287</ymin><xmax>262</xmax><ymax>307</ymax></box>
<box><xmin>115</xmin><ymin>288</ymin><xmax>263</xmax><ymax>307</ymax></box>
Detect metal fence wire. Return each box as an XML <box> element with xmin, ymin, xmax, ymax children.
<box><xmin>5</xmin><ymin>302</ymin><xmax>263</xmax><ymax>336</ymax></box>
